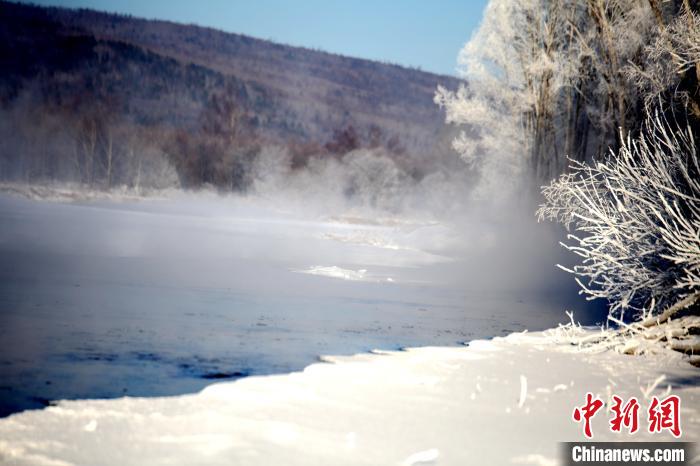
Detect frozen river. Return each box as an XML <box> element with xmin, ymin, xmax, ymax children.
<box><xmin>0</xmin><ymin>193</ymin><xmax>604</xmax><ymax>417</ymax></box>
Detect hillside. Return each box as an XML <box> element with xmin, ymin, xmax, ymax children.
<box><xmin>45</xmin><ymin>4</ymin><xmax>461</xmax><ymax>149</ymax></box>
<box><xmin>0</xmin><ymin>1</ymin><xmax>463</xmax><ymax>191</ymax></box>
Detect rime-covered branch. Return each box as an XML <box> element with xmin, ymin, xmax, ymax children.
<box><xmin>537</xmin><ymin>114</ymin><xmax>700</xmax><ymax>321</ymax></box>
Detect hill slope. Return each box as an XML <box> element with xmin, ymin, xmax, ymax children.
<box><xmin>45</xmin><ymin>4</ymin><xmax>460</xmax><ymax>149</ymax></box>
<box><xmin>0</xmin><ymin>1</ymin><xmax>463</xmax><ymax>190</ymax></box>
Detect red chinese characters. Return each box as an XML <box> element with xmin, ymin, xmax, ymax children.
<box><xmin>610</xmin><ymin>395</ymin><xmax>640</xmax><ymax>434</ymax></box>
<box><xmin>573</xmin><ymin>393</ymin><xmax>682</xmax><ymax>438</ymax></box>
<box><xmin>573</xmin><ymin>392</ymin><xmax>604</xmax><ymax>438</ymax></box>
<box><xmin>648</xmin><ymin>395</ymin><xmax>682</xmax><ymax>438</ymax></box>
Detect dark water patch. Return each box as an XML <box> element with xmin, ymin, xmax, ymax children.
<box><xmin>132</xmin><ymin>352</ymin><xmax>163</xmax><ymax>362</ymax></box>
<box><xmin>200</xmin><ymin>371</ymin><xmax>248</xmax><ymax>380</ymax></box>
<box><xmin>175</xmin><ymin>355</ymin><xmax>251</xmax><ymax>380</ymax></box>
<box><xmin>63</xmin><ymin>352</ymin><xmax>120</xmax><ymax>363</ymax></box>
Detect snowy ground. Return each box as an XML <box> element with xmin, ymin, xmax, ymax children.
<box><xmin>0</xmin><ymin>329</ymin><xmax>697</xmax><ymax>465</ymax></box>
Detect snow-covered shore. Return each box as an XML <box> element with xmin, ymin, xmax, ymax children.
<box><xmin>0</xmin><ymin>181</ymin><xmax>172</xmax><ymax>204</ymax></box>
<box><xmin>0</xmin><ymin>329</ymin><xmax>697</xmax><ymax>466</ymax></box>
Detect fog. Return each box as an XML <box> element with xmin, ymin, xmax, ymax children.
<box><xmin>0</xmin><ymin>86</ymin><xmax>606</xmax><ymax>415</ymax></box>
<box><xmin>0</xmin><ymin>149</ymin><xmax>607</xmax><ymax>416</ymax></box>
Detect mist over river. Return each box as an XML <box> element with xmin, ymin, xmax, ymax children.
<box><xmin>0</xmin><ymin>192</ymin><xmax>605</xmax><ymax>416</ymax></box>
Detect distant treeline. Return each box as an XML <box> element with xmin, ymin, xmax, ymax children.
<box><xmin>0</xmin><ymin>1</ymin><xmax>460</xmax><ymax>192</ymax></box>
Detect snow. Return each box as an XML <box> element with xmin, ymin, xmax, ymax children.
<box><xmin>0</xmin><ymin>329</ymin><xmax>697</xmax><ymax>466</ymax></box>
<box><xmin>297</xmin><ymin>265</ymin><xmax>370</xmax><ymax>282</ymax></box>
<box><xmin>296</xmin><ymin>266</ymin><xmax>395</xmax><ymax>283</ymax></box>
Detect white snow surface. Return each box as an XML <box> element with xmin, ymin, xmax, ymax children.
<box><xmin>297</xmin><ymin>265</ymin><xmax>371</xmax><ymax>281</ymax></box>
<box><xmin>296</xmin><ymin>265</ymin><xmax>395</xmax><ymax>283</ymax></box>
<box><xmin>0</xmin><ymin>329</ymin><xmax>698</xmax><ymax>466</ymax></box>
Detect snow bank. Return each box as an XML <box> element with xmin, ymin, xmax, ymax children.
<box><xmin>0</xmin><ymin>330</ymin><xmax>697</xmax><ymax>466</ymax></box>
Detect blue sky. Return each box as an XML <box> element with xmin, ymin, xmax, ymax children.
<box><xmin>21</xmin><ymin>0</ymin><xmax>487</xmax><ymax>76</ymax></box>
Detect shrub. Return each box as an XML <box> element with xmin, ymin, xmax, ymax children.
<box><xmin>537</xmin><ymin>114</ymin><xmax>700</xmax><ymax>324</ymax></box>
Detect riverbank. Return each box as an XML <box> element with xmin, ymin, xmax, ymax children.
<box><xmin>1</xmin><ymin>327</ymin><xmax>697</xmax><ymax>465</ymax></box>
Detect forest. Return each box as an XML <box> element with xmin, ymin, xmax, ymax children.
<box><xmin>437</xmin><ymin>0</ymin><xmax>700</xmax><ymax>347</ymax></box>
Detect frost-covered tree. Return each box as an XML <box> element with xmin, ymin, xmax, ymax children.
<box><xmin>435</xmin><ymin>0</ymin><xmax>560</xmax><ymax>197</ymax></box>
<box><xmin>624</xmin><ymin>5</ymin><xmax>700</xmax><ymax>120</ymax></box>
<box><xmin>438</xmin><ymin>0</ymin><xmax>697</xmax><ymax>188</ymax></box>
<box><xmin>537</xmin><ymin>114</ymin><xmax>700</xmax><ymax>323</ymax></box>
<box><xmin>438</xmin><ymin>0</ymin><xmax>700</xmax><ymax>346</ymax></box>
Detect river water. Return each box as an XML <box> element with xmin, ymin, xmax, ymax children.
<box><xmin>0</xmin><ymin>193</ymin><xmax>605</xmax><ymax>416</ymax></box>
